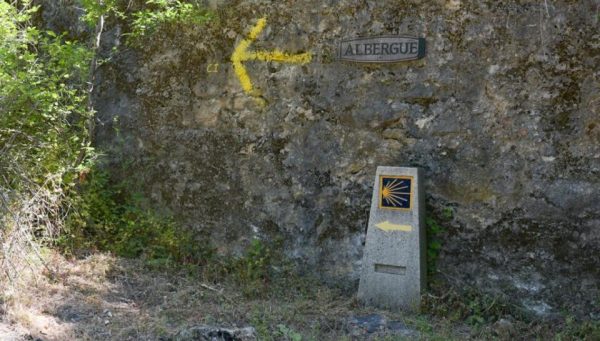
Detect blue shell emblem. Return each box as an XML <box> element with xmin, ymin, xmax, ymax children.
<box><xmin>380</xmin><ymin>176</ymin><xmax>412</xmax><ymax>210</ymax></box>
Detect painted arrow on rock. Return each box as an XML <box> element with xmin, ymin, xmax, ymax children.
<box><xmin>231</xmin><ymin>17</ymin><xmax>312</xmax><ymax>105</ymax></box>
<box><xmin>375</xmin><ymin>221</ymin><xmax>412</xmax><ymax>232</ymax></box>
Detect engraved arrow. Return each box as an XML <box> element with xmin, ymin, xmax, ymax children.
<box><xmin>231</xmin><ymin>17</ymin><xmax>311</xmax><ymax>105</ymax></box>
<box><xmin>375</xmin><ymin>221</ymin><xmax>412</xmax><ymax>232</ymax></box>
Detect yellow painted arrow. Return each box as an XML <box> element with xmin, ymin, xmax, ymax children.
<box><xmin>375</xmin><ymin>221</ymin><xmax>412</xmax><ymax>232</ymax></box>
<box><xmin>231</xmin><ymin>17</ymin><xmax>312</xmax><ymax>105</ymax></box>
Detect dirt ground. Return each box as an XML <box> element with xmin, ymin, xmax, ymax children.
<box><xmin>0</xmin><ymin>250</ymin><xmax>475</xmax><ymax>340</ymax></box>
<box><xmin>2</xmin><ymin>250</ymin><xmax>598</xmax><ymax>340</ymax></box>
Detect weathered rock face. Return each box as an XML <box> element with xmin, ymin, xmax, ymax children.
<box><xmin>88</xmin><ymin>0</ymin><xmax>599</xmax><ymax>316</ymax></box>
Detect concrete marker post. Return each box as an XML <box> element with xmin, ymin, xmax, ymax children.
<box><xmin>358</xmin><ymin>166</ymin><xmax>426</xmax><ymax>312</ymax></box>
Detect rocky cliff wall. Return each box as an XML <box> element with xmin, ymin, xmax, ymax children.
<box><xmin>75</xmin><ymin>0</ymin><xmax>600</xmax><ymax>317</ymax></box>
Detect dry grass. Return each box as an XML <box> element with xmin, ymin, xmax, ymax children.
<box><xmin>0</xmin><ymin>249</ymin><xmax>352</xmax><ymax>340</ymax></box>
<box><xmin>0</xmin><ymin>249</ymin><xmax>472</xmax><ymax>340</ymax></box>
<box><xmin>4</xmin><ymin>249</ymin><xmax>596</xmax><ymax>340</ymax></box>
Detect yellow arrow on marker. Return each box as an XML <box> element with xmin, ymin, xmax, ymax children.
<box><xmin>231</xmin><ymin>17</ymin><xmax>312</xmax><ymax>105</ymax></box>
<box><xmin>375</xmin><ymin>221</ymin><xmax>412</xmax><ymax>232</ymax></box>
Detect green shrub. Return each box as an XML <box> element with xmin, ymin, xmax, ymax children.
<box><xmin>79</xmin><ymin>0</ymin><xmax>125</xmax><ymax>27</ymax></box>
<box><xmin>275</xmin><ymin>324</ymin><xmax>303</xmax><ymax>341</ymax></box>
<box><xmin>60</xmin><ymin>167</ymin><xmax>213</xmax><ymax>265</ymax></box>
<box><xmin>197</xmin><ymin>237</ymin><xmax>310</xmax><ymax>298</ymax></box>
<box><xmin>425</xmin><ymin>216</ymin><xmax>445</xmax><ymax>278</ymax></box>
<box><xmin>78</xmin><ymin>0</ymin><xmax>214</xmax><ymax>46</ymax></box>
<box><xmin>128</xmin><ymin>0</ymin><xmax>213</xmax><ymax>44</ymax></box>
<box><xmin>0</xmin><ymin>1</ymin><xmax>95</xmax><ymax>280</ymax></box>
<box><xmin>234</xmin><ymin>239</ymin><xmax>273</xmax><ymax>296</ymax></box>
<box><xmin>0</xmin><ymin>2</ymin><xmax>93</xmax><ymax>188</ymax></box>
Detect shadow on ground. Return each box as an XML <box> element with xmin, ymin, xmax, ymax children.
<box><xmin>4</xmin><ymin>252</ymin><xmax>452</xmax><ymax>340</ymax></box>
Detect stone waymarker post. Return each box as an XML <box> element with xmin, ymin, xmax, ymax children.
<box><xmin>358</xmin><ymin>166</ymin><xmax>425</xmax><ymax>312</ymax></box>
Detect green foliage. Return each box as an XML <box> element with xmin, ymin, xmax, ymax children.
<box><xmin>441</xmin><ymin>207</ymin><xmax>454</xmax><ymax>220</ymax></box>
<box><xmin>61</xmin><ymin>168</ymin><xmax>213</xmax><ymax>265</ymax></box>
<box><xmin>425</xmin><ymin>216</ymin><xmax>445</xmax><ymax>278</ymax></box>
<box><xmin>275</xmin><ymin>324</ymin><xmax>303</xmax><ymax>341</ymax></box>
<box><xmin>0</xmin><ymin>1</ymin><xmax>95</xmax><ymax>284</ymax></box>
<box><xmin>0</xmin><ymin>2</ymin><xmax>94</xmax><ymax>188</ymax></box>
<box><xmin>424</xmin><ymin>206</ymin><xmax>455</xmax><ymax>279</ymax></box>
<box><xmin>79</xmin><ymin>0</ymin><xmax>124</xmax><ymax>27</ymax></box>
<box><xmin>78</xmin><ymin>0</ymin><xmax>214</xmax><ymax>46</ymax></box>
<box><xmin>556</xmin><ymin>316</ymin><xmax>600</xmax><ymax>340</ymax></box>
<box><xmin>423</xmin><ymin>277</ymin><xmax>599</xmax><ymax>338</ymax></box>
<box><xmin>424</xmin><ymin>283</ymin><xmax>526</xmax><ymax>328</ymax></box>
<box><xmin>464</xmin><ymin>297</ymin><xmax>488</xmax><ymax>327</ymax></box>
<box><xmin>249</xmin><ymin>306</ymin><xmax>277</xmax><ymax>341</ymax></box>
<box><xmin>199</xmin><ymin>238</ymin><xmax>284</xmax><ymax>298</ymax></box>
<box><xmin>229</xmin><ymin>239</ymin><xmax>274</xmax><ymax>296</ymax></box>
<box><xmin>128</xmin><ymin>0</ymin><xmax>213</xmax><ymax>43</ymax></box>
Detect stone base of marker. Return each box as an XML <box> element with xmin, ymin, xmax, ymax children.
<box><xmin>357</xmin><ymin>166</ymin><xmax>425</xmax><ymax>312</ymax></box>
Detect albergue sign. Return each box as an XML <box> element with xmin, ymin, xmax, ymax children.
<box><xmin>339</xmin><ymin>36</ymin><xmax>426</xmax><ymax>63</ymax></box>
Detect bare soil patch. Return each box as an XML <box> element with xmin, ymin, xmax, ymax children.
<box><xmin>1</xmin><ymin>251</ymin><xmax>467</xmax><ymax>340</ymax></box>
